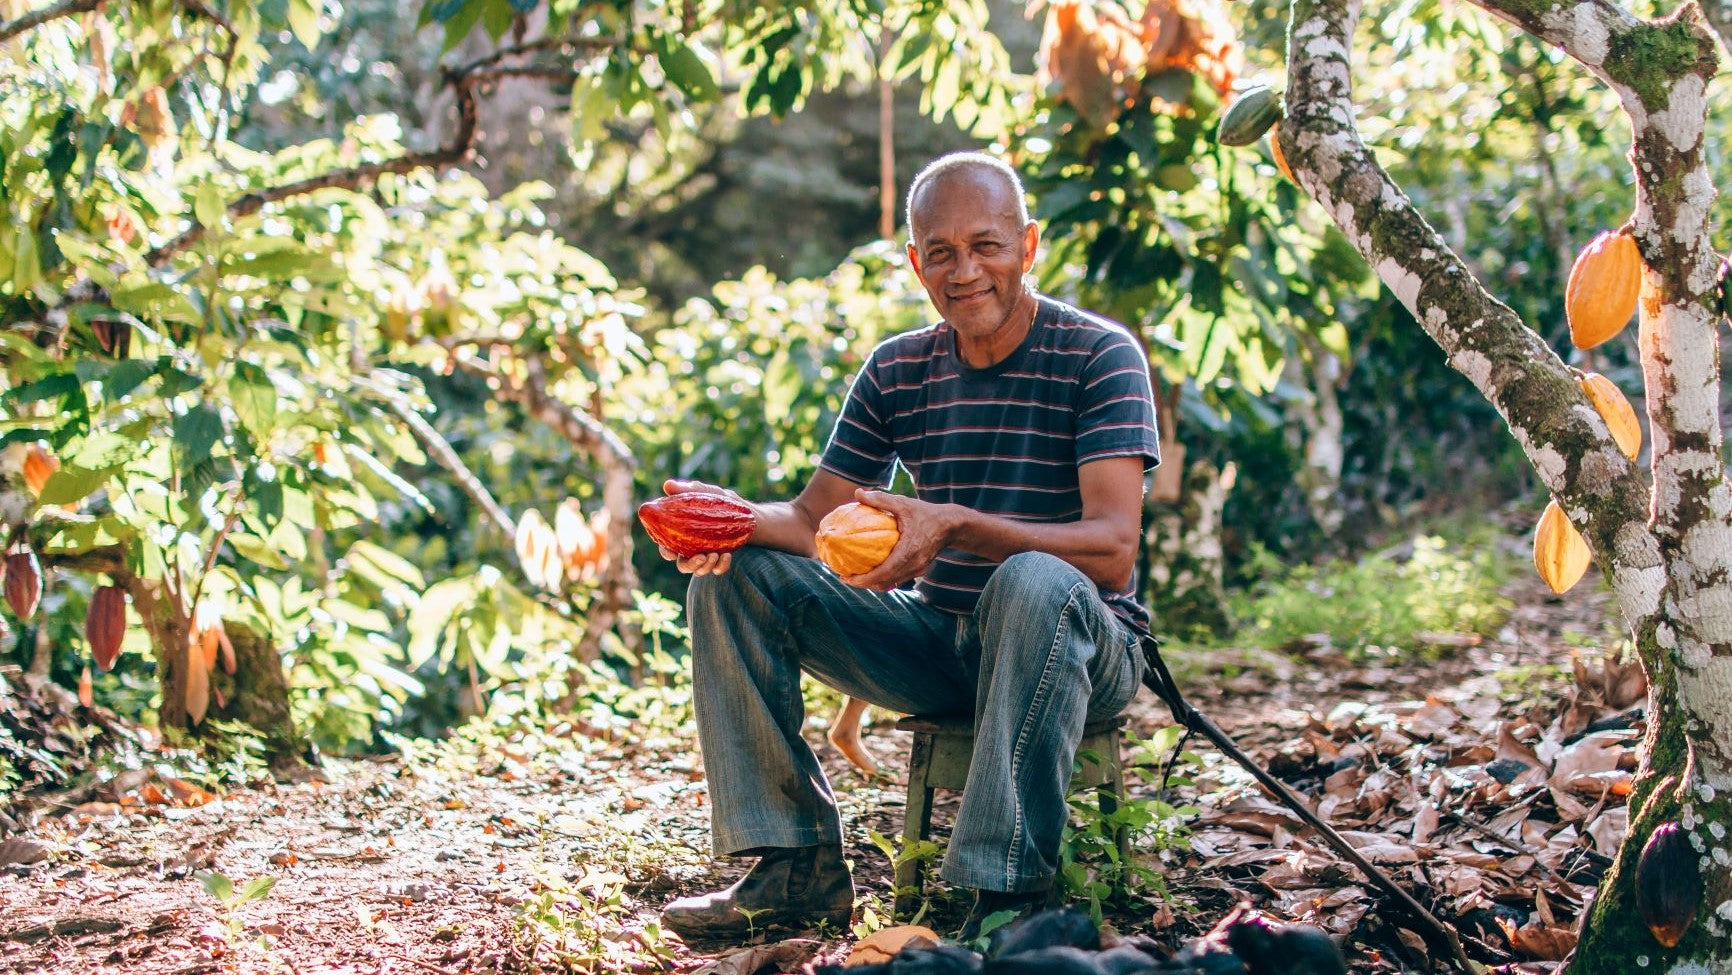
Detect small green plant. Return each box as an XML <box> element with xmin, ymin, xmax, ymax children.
<box><xmin>1227</xmin><ymin>532</ymin><xmax>1514</xmax><ymax>656</ymax></box>
<box><xmin>513</xmin><ymin>867</ymin><xmax>676</xmax><ymax>973</ymax></box>
<box><xmin>197</xmin><ymin>871</ymin><xmax>278</xmax><ymax>950</ymax></box>
<box><xmin>1057</xmin><ymin>725</ymin><xmax>1199</xmax><ymax>920</ymax></box>
<box><xmin>866</xmin><ymin>829</ymin><xmax>940</xmax><ymax>925</ymax></box>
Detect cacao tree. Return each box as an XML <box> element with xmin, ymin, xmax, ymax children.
<box><xmin>1272</xmin><ymin>0</ymin><xmax>1732</xmax><ymax>968</ymax></box>
<box><xmin>0</xmin><ymin>0</ymin><xmax>1024</xmax><ymax>757</ymax></box>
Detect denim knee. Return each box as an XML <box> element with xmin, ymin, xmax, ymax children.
<box><xmin>977</xmin><ymin>552</ymin><xmax>1091</xmax><ymax>617</ymax></box>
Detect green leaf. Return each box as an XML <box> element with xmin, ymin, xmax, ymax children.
<box><xmin>112</xmin><ymin>281</ymin><xmax>201</xmax><ymax>323</ymax></box>
<box><xmin>228</xmin><ymin>532</ymin><xmax>291</xmax><ymax>570</ymax></box>
<box><xmin>229</xmin><ymin>363</ymin><xmax>278</xmax><ymax>438</ymax></box>
<box><xmin>347</xmin><ymin>540</ymin><xmax>426</xmax><ymax>591</ymax></box>
<box><xmin>3</xmin><ymin>372</ymin><xmax>78</xmax><ymax>406</ymax></box>
<box><xmin>657</xmin><ymin>36</ymin><xmax>719</xmax><ymax>102</ymax></box>
<box><xmin>193</xmin><ymin>183</ymin><xmax>225</xmax><ymax>230</ymax></box>
<box><xmin>198</xmin><ymin>872</ymin><xmax>235</xmax><ymax>903</ymax></box>
<box><xmin>173</xmin><ymin>405</ymin><xmax>224</xmax><ymax>468</ymax></box>
<box><xmin>236</xmin><ymin>877</ymin><xmax>277</xmax><ymax>905</ymax></box>
<box><xmin>406</xmin><ymin>575</ymin><xmax>481</xmax><ymax>669</ymax></box>
<box><xmin>287</xmin><ymin>0</ymin><xmax>321</xmax><ymax>49</ymax></box>
<box><xmin>100</xmin><ymin>358</ymin><xmax>159</xmax><ymax>401</ymax></box>
<box><xmin>36</xmin><ymin>464</ymin><xmax>120</xmax><ymax>505</ymax></box>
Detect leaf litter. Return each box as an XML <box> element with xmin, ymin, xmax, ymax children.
<box><xmin>0</xmin><ymin>572</ymin><xmax>1636</xmax><ymax>973</ymax></box>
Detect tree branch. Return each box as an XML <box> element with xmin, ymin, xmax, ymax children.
<box><xmin>138</xmin><ymin>42</ymin><xmax>593</xmax><ymax>269</ymax></box>
<box><xmin>452</xmin><ymin>351</ymin><xmax>642</xmax><ymax>668</ymax></box>
<box><xmin>0</xmin><ymin>0</ymin><xmax>99</xmax><ymax>44</ymax></box>
<box><xmin>1283</xmin><ymin>0</ymin><xmax>1654</xmax><ymax>584</ymax></box>
<box><xmin>378</xmin><ymin>392</ymin><xmax>517</xmax><ymax>539</ymax></box>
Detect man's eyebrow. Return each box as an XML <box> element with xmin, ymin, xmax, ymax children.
<box><xmin>919</xmin><ymin>228</ymin><xmax>1012</xmax><ymax>246</ymax></box>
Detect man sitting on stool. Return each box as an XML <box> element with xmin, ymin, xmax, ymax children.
<box><xmin>655</xmin><ymin>150</ymin><xmax>1159</xmax><ymax>941</ymax></box>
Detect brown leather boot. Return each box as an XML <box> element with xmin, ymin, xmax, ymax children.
<box><xmin>661</xmin><ymin>845</ymin><xmax>854</xmax><ymax>940</ymax></box>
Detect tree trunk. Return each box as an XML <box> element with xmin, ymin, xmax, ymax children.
<box><xmin>1282</xmin><ymin>0</ymin><xmax>1730</xmax><ymax>968</ymax></box>
<box><xmin>1143</xmin><ymin>458</ymin><xmax>1236</xmax><ymax>637</ymax></box>
<box><xmin>210</xmin><ymin>624</ymin><xmax>306</xmax><ymax>773</ymax></box>
<box><xmin>123</xmin><ymin>573</ymin><xmax>305</xmax><ymax>770</ymax></box>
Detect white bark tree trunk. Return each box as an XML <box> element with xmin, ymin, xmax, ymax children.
<box><xmin>1280</xmin><ymin>0</ymin><xmax>1731</xmax><ymax>968</ymax></box>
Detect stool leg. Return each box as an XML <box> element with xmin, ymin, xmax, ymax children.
<box><xmin>895</xmin><ymin>733</ymin><xmax>936</xmax><ymax>917</ymax></box>
<box><xmin>1103</xmin><ymin>754</ymin><xmax>1131</xmax><ymax>888</ymax></box>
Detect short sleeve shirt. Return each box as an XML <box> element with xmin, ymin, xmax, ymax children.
<box><xmin>818</xmin><ymin>294</ymin><xmax>1160</xmax><ymax>630</ymax></box>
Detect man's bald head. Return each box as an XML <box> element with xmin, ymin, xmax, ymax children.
<box><xmin>905</xmin><ymin>152</ymin><xmax>1031</xmax><ymax>240</ymax></box>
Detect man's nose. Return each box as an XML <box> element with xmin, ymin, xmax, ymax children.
<box><xmin>952</xmin><ymin>250</ymin><xmax>981</xmax><ymax>282</ymax></box>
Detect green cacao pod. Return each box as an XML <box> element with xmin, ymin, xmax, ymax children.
<box><xmin>1217</xmin><ymin>86</ymin><xmax>1283</xmax><ymax>147</ymax></box>
<box><xmin>1635</xmin><ymin>821</ymin><xmax>1700</xmax><ymax>948</ymax></box>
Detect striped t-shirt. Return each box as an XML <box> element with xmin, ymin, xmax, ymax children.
<box><xmin>819</xmin><ymin>294</ymin><xmax>1160</xmax><ymax>629</ymax></box>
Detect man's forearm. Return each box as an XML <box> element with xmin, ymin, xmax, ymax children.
<box><xmin>745</xmin><ymin>499</ymin><xmax>822</xmax><ymax>558</ymax></box>
<box><xmin>945</xmin><ymin>505</ymin><xmax>1138</xmax><ymax>592</ymax></box>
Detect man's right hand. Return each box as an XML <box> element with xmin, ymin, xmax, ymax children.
<box><xmin>657</xmin><ymin>478</ymin><xmax>745</xmax><ymax>576</ymax></box>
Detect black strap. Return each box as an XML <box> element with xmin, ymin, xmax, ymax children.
<box><xmin>1137</xmin><ymin>633</ymin><xmax>1193</xmax><ymax>727</ymax></box>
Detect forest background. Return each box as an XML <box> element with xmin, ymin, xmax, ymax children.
<box><xmin>1</xmin><ymin>0</ymin><xmax>1729</xmax><ymax>971</ymax></box>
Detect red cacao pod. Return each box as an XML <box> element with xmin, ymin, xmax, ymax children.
<box><xmin>4</xmin><ymin>550</ymin><xmax>41</xmax><ymax>620</ymax></box>
<box><xmin>637</xmin><ymin>492</ymin><xmax>755</xmax><ymax>559</ymax></box>
<box><xmin>1636</xmin><ymin>820</ymin><xmax>1700</xmax><ymax>948</ymax></box>
<box><xmin>91</xmin><ymin>318</ymin><xmax>132</xmax><ymax>358</ymax></box>
<box><xmin>86</xmin><ymin>585</ymin><xmax>127</xmax><ymax>672</ymax></box>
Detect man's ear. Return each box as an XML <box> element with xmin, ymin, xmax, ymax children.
<box><xmin>1021</xmin><ymin>221</ymin><xmax>1039</xmax><ymax>273</ymax></box>
<box><xmin>906</xmin><ymin>240</ymin><xmax>923</xmax><ymax>277</ymax></box>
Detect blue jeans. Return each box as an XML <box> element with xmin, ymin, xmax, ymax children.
<box><xmin>686</xmin><ymin>547</ymin><xmax>1146</xmax><ymax>893</ymax></box>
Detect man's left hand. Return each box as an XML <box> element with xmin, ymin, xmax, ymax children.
<box><xmin>839</xmin><ymin>489</ymin><xmax>958</xmax><ymax>591</ymax></box>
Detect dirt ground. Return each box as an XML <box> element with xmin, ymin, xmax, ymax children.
<box><xmin>0</xmin><ymin>568</ymin><xmax>1628</xmax><ymax>974</ymax></box>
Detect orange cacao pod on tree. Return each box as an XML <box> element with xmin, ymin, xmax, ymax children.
<box><xmin>815</xmin><ymin>502</ymin><xmax>900</xmax><ymax>577</ymax></box>
<box><xmin>1534</xmin><ymin>499</ymin><xmax>1591</xmax><ymax>595</ymax></box>
<box><xmin>86</xmin><ymin>585</ymin><xmax>127</xmax><ymax>672</ymax></box>
<box><xmin>637</xmin><ymin>492</ymin><xmax>755</xmax><ymax>559</ymax></box>
<box><xmin>1566</xmin><ymin>230</ymin><xmax>1642</xmax><ymax>350</ymax></box>
<box><xmin>1635</xmin><ymin>821</ymin><xmax>1699</xmax><ymax>948</ymax></box>
<box><xmin>1578</xmin><ymin>372</ymin><xmax>1642</xmax><ymax>461</ymax></box>
<box><xmin>4</xmin><ymin>549</ymin><xmax>42</xmax><ymax>619</ymax></box>
<box><xmin>22</xmin><ymin>444</ymin><xmax>58</xmax><ymax>495</ymax></box>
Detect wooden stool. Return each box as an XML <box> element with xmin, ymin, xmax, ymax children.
<box><xmin>891</xmin><ymin>714</ymin><xmax>1129</xmax><ymax>911</ymax></box>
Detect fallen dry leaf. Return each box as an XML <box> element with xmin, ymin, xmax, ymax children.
<box><xmin>691</xmin><ymin>938</ymin><xmax>822</xmax><ymax>975</ymax></box>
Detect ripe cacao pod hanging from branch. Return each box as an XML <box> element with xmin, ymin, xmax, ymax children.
<box><xmin>184</xmin><ymin>632</ymin><xmax>210</xmax><ymax>726</ymax></box>
<box><xmin>1037</xmin><ymin>0</ymin><xmax>1147</xmax><ymax>128</ymax></box>
<box><xmin>4</xmin><ymin>547</ymin><xmax>42</xmax><ymax>619</ymax></box>
<box><xmin>1566</xmin><ymin>229</ymin><xmax>1642</xmax><ymax>350</ymax></box>
<box><xmin>638</xmin><ymin>492</ymin><xmax>756</xmax><ymax>559</ymax></box>
<box><xmin>1142</xmin><ymin>0</ymin><xmax>1241</xmax><ymax>100</ymax></box>
<box><xmin>86</xmin><ymin>584</ymin><xmax>127</xmax><ymax>672</ymax></box>
<box><xmin>1635</xmin><ymin>821</ymin><xmax>1700</xmax><ymax>948</ymax></box>
<box><xmin>21</xmin><ymin>444</ymin><xmax>57</xmax><ymax>496</ymax></box>
<box><xmin>1534</xmin><ymin>499</ymin><xmax>1591</xmax><ymax>594</ymax></box>
<box><xmin>815</xmin><ymin>503</ymin><xmax>901</xmax><ymax>577</ymax></box>
<box><xmin>1578</xmin><ymin>371</ymin><xmax>1642</xmax><ymax>461</ymax></box>
<box><xmin>90</xmin><ymin>317</ymin><xmax>132</xmax><ymax>358</ymax></box>
<box><xmin>513</xmin><ymin>508</ymin><xmax>564</xmax><ymax>591</ymax></box>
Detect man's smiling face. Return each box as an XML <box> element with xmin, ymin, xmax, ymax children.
<box><xmin>906</xmin><ymin>166</ymin><xmax>1039</xmax><ymax>363</ymax></box>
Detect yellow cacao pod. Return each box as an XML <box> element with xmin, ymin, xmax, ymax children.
<box><xmin>1534</xmin><ymin>499</ymin><xmax>1591</xmax><ymax>594</ymax></box>
<box><xmin>815</xmin><ymin>502</ymin><xmax>899</xmax><ymax>577</ymax></box>
<box><xmin>1566</xmin><ymin>230</ymin><xmax>1641</xmax><ymax>350</ymax></box>
<box><xmin>1579</xmin><ymin>372</ymin><xmax>1641</xmax><ymax>460</ymax></box>
<box><xmin>1268</xmin><ymin>123</ymin><xmax>1296</xmax><ymax>184</ymax></box>
<box><xmin>844</xmin><ymin>925</ymin><xmax>941</xmax><ymax>967</ymax></box>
